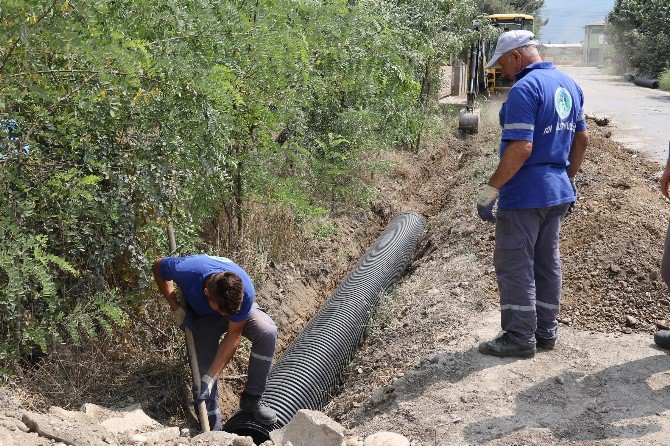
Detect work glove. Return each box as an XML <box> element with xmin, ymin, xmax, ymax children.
<box><xmin>193</xmin><ymin>374</ymin><xmax>215</xmax><ymax>404</ymax></box>
<box><xmin>171</xmin><ymin>306</ymin><xmax>193</xmax><ymax>332</ymax></box>
<box><xmin>477</xmin><ymin>184</ymin><xmax>499</xmax><ymax>223</ymax></box>
<box><xmin>567</xmin><ymin>177</ymin><xmax>577</xmax><ymax>213</ymax></box>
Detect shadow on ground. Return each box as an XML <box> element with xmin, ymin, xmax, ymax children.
<box><xmin>464</xmin><ymin>353</ymin><xmax>670</xmax><ymax>443</ymax></box>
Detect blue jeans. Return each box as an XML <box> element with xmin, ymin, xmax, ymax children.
<box><xmin>493</xmin><ymin>204</ymin><xmax>570</xmax><ymax>347</ymax></box>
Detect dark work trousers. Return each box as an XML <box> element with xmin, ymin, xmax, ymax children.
<box><xmin>493</xmin><ymin>203</ymin><xmax>570</xmax><ymax>347</ymax></box>
<box><xmin>661</xmin><ymin>217</ymin><xmax>670</xmax><ymax>289</ymax></box>
<box><xmin>191</xmin><ymin>303</ymin><xmax>277</xmax><ymax>430</ymax></box>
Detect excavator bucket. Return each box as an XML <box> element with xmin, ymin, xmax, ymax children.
<box><xmin>458</xmin><ymin>109</ymin><xmax>479</xmax><ymax>134</ymax></box>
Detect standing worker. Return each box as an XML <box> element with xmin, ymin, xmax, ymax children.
<box><xmin>659</xmin><ymin>141</ymin><xmax>670</xmax><ymax>290</ymax></box>
<box><xmin>654</xmin><ymin>141</ymin><xmax>670</xmax><ymax>348</ymax></box>
<box><xmin>152</xmin><ymin>254</ymin><xmax>278</xmax><ymax>428</ymax></box>
<box><xmin>476</xmin><ymin>30</ymin><xmax>589</xmax><ymax>358</ymax></box>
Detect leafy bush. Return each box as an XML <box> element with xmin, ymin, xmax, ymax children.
<box><xmin>0</xmin><ymin>0</ymin><xmax>476</xmax><ymax>377</ymax></box>
<box><xmin>660</xmin><ymin>69</ymin><xmax>670</xmax><ymax>92</ymax></box>
<box><xmin>607</xmin><ymin>0</ymin><xmax>670</xmax><ymax>77</ymax></box>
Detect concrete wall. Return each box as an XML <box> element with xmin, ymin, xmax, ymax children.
<box><xmin>540</xmin><ymin>46</ymin><xmax>583</xmax><ymax>65</ymax></box>
<box><xmin>584</xmin><ymin>25</ymin><xmax>606</xmax><ymax>66</ymax></box>
<box><xmin>451</xmin><ymin>63</ymin><xmax>467</xmax><ymax>96</ymax></box>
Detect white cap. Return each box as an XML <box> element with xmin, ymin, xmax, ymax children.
<box><xmin>485</xmin><ymin>30</ymin><xmax>538</xmax><ymax>69</ymax></box>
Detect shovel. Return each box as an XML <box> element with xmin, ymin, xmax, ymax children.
<box><xmin>167</xmin><ymin>224</ymin><xmax>211</xmax><ymax>433</ymax></box>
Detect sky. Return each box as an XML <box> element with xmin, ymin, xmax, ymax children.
<box><xmin>539</xmin><ymin>0</ymin><xmax>615</xmax><ymax>44</ymax></box>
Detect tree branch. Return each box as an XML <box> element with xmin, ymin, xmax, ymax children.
<box><xmin>23</xmin><ymin>72</ymin><xmax>98</xmax><ymax>143</ymax></box>
<box><xmin>124</xmin><ymin>310</ymin><xmax>171</xmax><ymax>341</ymax></box>
<box><xmin>0</xmin><ymin>0</ymin><xmax>59</xmax><ymax>74</ymax></box>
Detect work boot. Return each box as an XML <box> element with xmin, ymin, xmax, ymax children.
<box><xmin>478</xmin><ymin>333</ymin><xmax>535</xmax><ymax>358</ymax></box>
<box><xmin>239</xmin><ymin>392</ymin><xmax>278</xmax><ymax>425</ymax></box>
<box><xmin>535</xmin><ymin>337</ymin><xmax>556</xmax><ymax>350</ymax></box>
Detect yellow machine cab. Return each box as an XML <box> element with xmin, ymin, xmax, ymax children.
<box><xmin>484</xmin><ymin>14</ymin><xmax>535</xmax><ymax>93</ymax></box>
<box><xmin>485</xmin><ymin>14</ymin><xmax>534</xmax><ymax>31</ymax></box>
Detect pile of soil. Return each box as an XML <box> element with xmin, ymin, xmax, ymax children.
<box><xmin>560</xmin><ymin>128</ymin><xmax>669</xmax><ymax>333</ymax></box>
<box><xmin>325</xmin><ymin>110</ymin><xmax>670</xmax><ymax>444</ymax></box>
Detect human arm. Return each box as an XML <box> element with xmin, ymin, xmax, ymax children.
<box><xmin>488</xmin><ymin>140</ymin><xmax>533</xmax><ymax>189</ymax></box>
<box><xmin>152</xmin><ymin>258</ymin><xmax>179</xmax><ymax>311</ymax></box>
<box><xmin>194</xmin><ymin>320</ymin><xmax>245</xmax><ymax>402</ymax></box>
<box><xmin>476</xmin><ymin>140</ymin><xmax>532</xmax><ymax>222</ymax></box>
<box><xmin>153</xmin><ymin>258</ymin><xmax>191</xmax><ymax>330</ymax></box>
<box><xmin>489</xmin><ymin>80</ymin><xmax>537</xmax><ymax>189</ymax></box>
<box><xmin>206</xmin><ymin>319</ymin><xmax>246</xmax><ymax>378</ymax></box>
<box><xmin>567</xmin><ymin>130</ymin><xmax>589</xmax><ymax>178</ymax></box>
<box><xmin>477</xmin><ymin>81</ymin><xmax>535</xmax><ymax>222</ymax></box>
<box><xmin>661</xmin><ymin>161</ymin><xmax>670</xmax><ymax>201</ymax></box>
<box><xmin>660</xmin><ymin>141</ymin><xmax>670</xmax><ymax>200</ymax></box>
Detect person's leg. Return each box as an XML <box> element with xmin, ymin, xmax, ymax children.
<box><xmin>534</xmin><ymin>203</ymin><xmax>570</xmax><ymax>346</ymax></box>
<box><xmin>239</xmin><ymin>303</ymin><xmax>278</xmax><ymax>424</ymax></box>
<box><xmin>493</xmin><ymin>208</ymin><xmax>541</xmax><ymax>347</ymax></box>
<box><xmin>191</xmin><ymin>315</ymin><xmax>228</xmax><ymax>431</ymax></box>
<box><xmin>240</xmin><ymin>303</ymin><xmax>278</xmax><ymax>395</ymax></box>
<box><xmin>655</xmin><ymin>218</ymin><xmax>670</xmax><ymax>350</ymax></box>
<box><xmin>661</xmin><ymin>217</ymin><xmax>670</xmax><ymax>289</ymax></box>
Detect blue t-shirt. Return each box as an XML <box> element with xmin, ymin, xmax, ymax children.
<box><xmin>498</xmin><ymin>61</ymin><xmax>587</xmax><ymax>209</ymax></box>
<box><xmin>159</xmin><ymin>255</ymin><xmax>254</xmax><ymax>322</ymax></box>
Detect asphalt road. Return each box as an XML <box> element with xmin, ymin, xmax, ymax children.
<box><xmin>561</xmin><ymin>66</ymin><xmax>670</xmax><ymax>164</ymax></box>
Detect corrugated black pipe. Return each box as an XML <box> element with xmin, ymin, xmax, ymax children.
<box><xmin>223</xmin><ymin>212</ymin><xmax>426</xmax><ymax>443</ymax></box>
<box><xmin>633</xmin><ymin>77</ymin><xmax>659</xmax><ymax>89</ymax></box>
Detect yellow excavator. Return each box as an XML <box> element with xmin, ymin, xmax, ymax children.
<box><xmin>458</xmin><ymin>13</ymin><xmax>534</xmax><ymax>133</ymax></box>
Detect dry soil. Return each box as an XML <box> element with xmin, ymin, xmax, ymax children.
<box><xmin>325</xmin><ymin>106</ymin><xmax>670</xmax><ymax>445</ymax></box>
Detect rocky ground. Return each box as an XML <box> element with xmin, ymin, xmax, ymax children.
<box><xmin>4</xmin><ymin>100</ymin><xmax>670</xmax><ymax>445</ymax></box>
<box><xmin>0</xmin><ymin>390</ymin><xmax>402</xmax><ymax>446</ymax></box>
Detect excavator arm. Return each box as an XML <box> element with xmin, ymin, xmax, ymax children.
<box><xmin>458</xmin><ymin>42</ymin><xmax>483</xmax><ymax>134</ymax></box>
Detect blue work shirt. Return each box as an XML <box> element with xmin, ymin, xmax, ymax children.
<box><xmin>159</xmin><ymin>255</ymin><xmax>254</xmax><ymax>322</ymax></box>
<box><xmin>498</xmin><ymin>61</ymin><xmax>587</xmax><ymax>209</ymax></box>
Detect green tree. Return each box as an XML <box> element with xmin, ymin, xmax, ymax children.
<box><xmin>0</xmin><ymin>0</ymin><xmax>475</xmax><ymax>377</ymax></box>
<box><xmin>376</xmin><ymin>0</ymin><xmax>478</xmax><ymax>150</ymax></box>
<box><xmin>607</xmin><ymin>0</ymin><xmax>670</xmax><ymax>77</ymax></box>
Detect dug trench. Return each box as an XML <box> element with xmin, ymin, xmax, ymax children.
<box><xmin>8</xmin><ymin>103</ymin><xmax>670</xmax><ymax>445</ymax></box>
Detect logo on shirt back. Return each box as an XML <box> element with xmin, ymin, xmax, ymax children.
<box><xmin>554</xmin><ymin>87</ymin><xmax>572</xmax><ymax>120</ymax></box>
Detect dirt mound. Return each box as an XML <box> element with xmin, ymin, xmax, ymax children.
<box><xmin>326</xmin><ymin>112</ymin><xmax>670</xmax><ymax>445</ymax></box>
<box><xmin>560</xmin><ymin>126</ymin><xmax>669</xmax><ymax>333</ymax></box>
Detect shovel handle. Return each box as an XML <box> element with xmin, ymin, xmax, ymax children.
<box><xmin>185</xmin><ymin>327</ymin><xmax>211</xmax><ymax>432</ymax></box>
<box><xmin>167</xmin><ymin>224</ymin><xmax>211</xmax><ymax>433</ymax></box>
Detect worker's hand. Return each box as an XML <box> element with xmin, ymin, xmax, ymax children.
<box><xmin>193</xmin><ymin>374</ymin><xmax>215</xmax><ymax>404</ymax></box>
<box><xmin>661</xmin><ymin>163</ymin><xmax>670</xmax><ymax>200</ymax></box>
<box><xmin>567</xmin><ymin>177</ymin><xmax>577</xmax><ymax>213</ymax></box>
<box><xmin>477</xmin><ymin>184</ymin><xmax>499</xmax><ymax>223</ymax></box>
<box><xmin>172</xmin><ymin>307</ymin><xmax>192</xmax><ymax>332</ymax></box>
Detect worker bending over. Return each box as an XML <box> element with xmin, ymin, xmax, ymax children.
<box><xmin>152</xmin><ymin>254</ymin><xmax>278</xmax><ymax>428</ymax></box>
